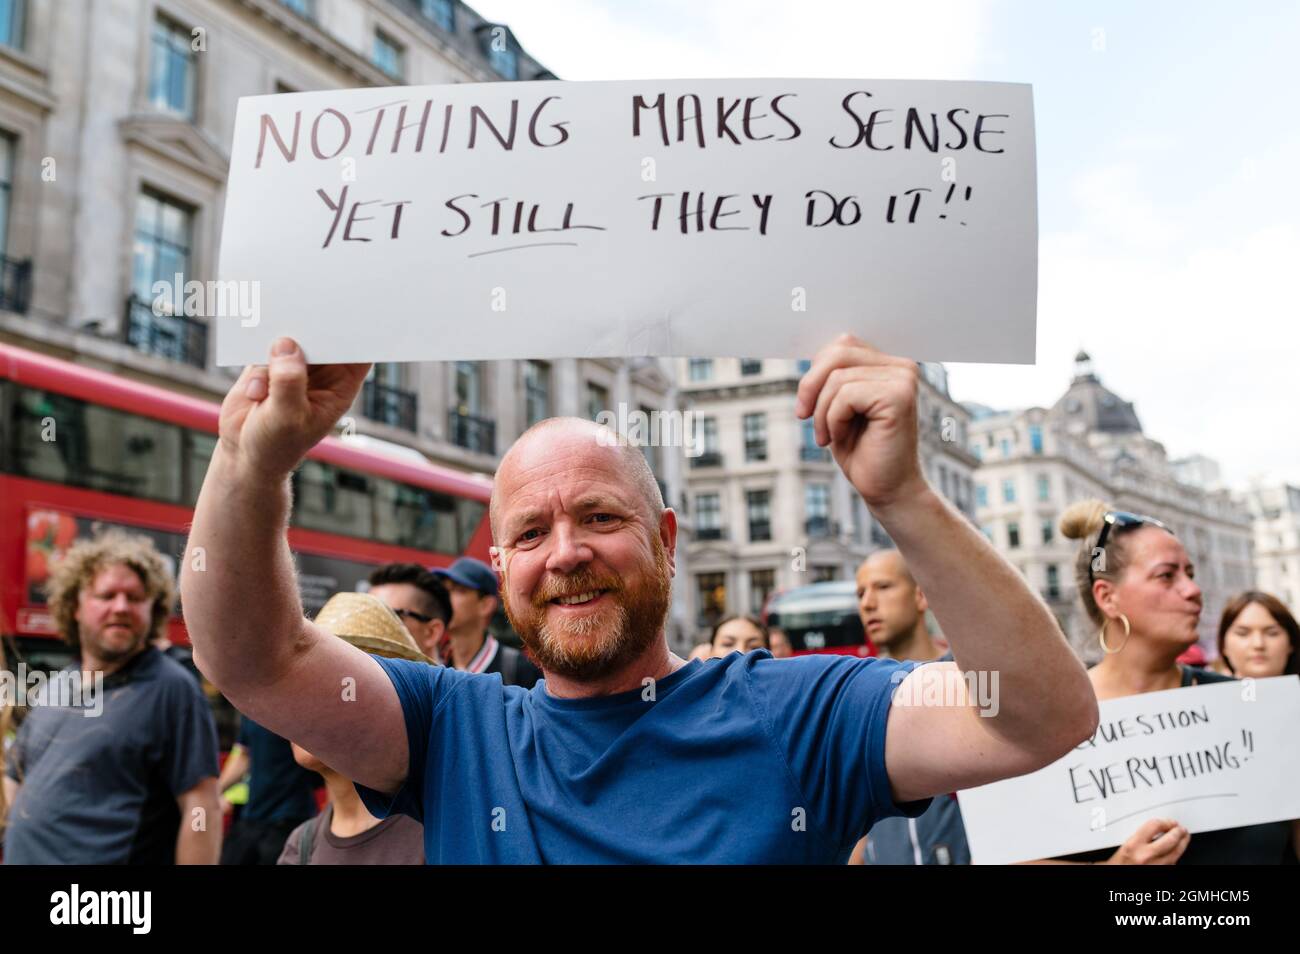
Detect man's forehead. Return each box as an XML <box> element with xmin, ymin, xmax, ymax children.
<box><xmin>502</xmin><ymin>473</ymin><xmax>635</xmax><ymax>523</ymax></box>
<box><xmin>91</xmin><ymin>564</ymin><xmax>144</xmax><ymax>586</ymax></box>
<box><xmin>860</xmin><ymin>552</ymin><xmax>905</xmax><ymax>580</ymax></box>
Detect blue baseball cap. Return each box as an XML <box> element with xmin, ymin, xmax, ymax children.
<box><xmin>431</xmin><ymin>557</ymin><xmax>499</xmax><ymax>596</ymax></box>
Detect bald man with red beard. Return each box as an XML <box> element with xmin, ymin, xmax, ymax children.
<box><xmin>180</xmin><ymin>333</ymin><xmax>1098</xmax><ymax>863</ymax></box>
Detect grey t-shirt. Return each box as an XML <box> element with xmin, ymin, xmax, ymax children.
<box><xmin>277</xmin><ymin>803</ymin><xmax>425</xmax><ymax>864</ymax></box>
<box><xmin>3</xmin><ymin>646</ymin><xmax>219</xmax><ymax>864</ymax></box>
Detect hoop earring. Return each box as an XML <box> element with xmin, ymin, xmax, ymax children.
<box><xmin>1099</xmin><ymin>614</ymin><xmax>1131</xmax><ymax>655</ymax></box>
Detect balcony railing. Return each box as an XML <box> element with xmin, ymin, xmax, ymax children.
<box><xmin>800</xmin><ymin>445</ymin><xmax>831</xmax><ymax>462</ymax></box>
<box><xmin>690</xmin><ymin>451</ymin><xmax>723</xmax><ymax>468</ymax></box>
<box><xmin>448</xmin><ymin>409</ymin><xmax>496</xmax><ymax>455</ymax></box>
<box><xmin>363</xmin><ymin>380</ymin><xmax>418</xmax><ymax>432</ymax></box>
<box><xmin>0</xmin><ymin>255</ymin><xmax>32</xmax><ymax>313</ymax></box>
<box><xmin>696</xmin><ymin>526</ymin><xmax>726</xmax><ymax>541</ymax></box>
<box><xmin>123</xmin><ymin>295</ymin><xmax>208</xmax><ymax>368</ymax></box>
<box><xmin>805</xmin><ymin>516</ymin><xmax>836</xmax><ymax>539</ymax></box>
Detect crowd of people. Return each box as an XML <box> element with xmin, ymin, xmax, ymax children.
<box><xmin>1</xmin><ymin>333</ymin><xmax>1297</xmax><ymax>865</ymax></box>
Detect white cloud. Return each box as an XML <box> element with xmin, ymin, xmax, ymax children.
<box><xmin>469</xmin><ymin>0</ymin><xmax>992</xmax><ymax>80</ymax></box>
<box><xmin>948</xmin><ymin>175</ymin><xmax>1300</xmax><ymax>488</ymax></box>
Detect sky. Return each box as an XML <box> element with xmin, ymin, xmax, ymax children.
<box><xmin>469</xmin><ymin>0</ymin><xmax>1300</xmax><ymax>489</ymax></box>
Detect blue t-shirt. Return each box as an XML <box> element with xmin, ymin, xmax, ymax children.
<box><xmin>237</xmin><ymin>716</ymin><xmax>320</xmax><ymax>824</ymax></box>
<box><xmin>355</xmin><ymin>650</ymin><xmax>930</xmax><ymax>863</ymax></box>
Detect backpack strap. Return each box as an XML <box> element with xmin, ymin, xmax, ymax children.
<box><xmin>299</xmin><ymin>808</ymin><xmax>326</xmax><ymax>865</ymax></box>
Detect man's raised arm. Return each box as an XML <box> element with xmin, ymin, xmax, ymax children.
<box><xmin>181</xmin><ymin>338</ymin><xmax>407</xmax><ymax>795</ymax></box>
<box><xmin>796</xmin><ymin>335</ymin><xmax>1099</xmax><ymax>803</ymax></box>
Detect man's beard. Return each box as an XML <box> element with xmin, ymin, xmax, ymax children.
<box><xmin>83</xmin><ymin>622</ymin><xmax>147</xmax><ymax>663</ymax></box>
<box><xmin>504</xmin><ymin>534</ymin><xmax>672</xmax><ymax>682</ymax></box>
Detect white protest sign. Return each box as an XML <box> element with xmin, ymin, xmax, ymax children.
<box><xmin>955</xmin><ymin>676</ymin><xmax>1300</xmax><ymax>864</ymax></box>
<box><xmin>215</xmin><ymin>79</ymin><xmax>1036</xmax><ymax>366</ymax></box>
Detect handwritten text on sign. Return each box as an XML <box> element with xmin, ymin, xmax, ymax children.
<box><xmin>216</xmin><ymin>79</ymin><xmax>1037</xmax><ymax>366</ymax></box>
<box><xmin>955</xmin><ymin>677</ymin><xmax>1300</xmax><ymax>865</ymax></box>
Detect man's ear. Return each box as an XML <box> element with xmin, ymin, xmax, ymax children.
<box><xmin>913</xmin><ymin>584</ymin><xmax>929</xmax><ymax>615</ymax></box>
<box><xmin>659</xmin><ymin>508</ymin><xmax>678</xmax><ymax>577</ymax></box>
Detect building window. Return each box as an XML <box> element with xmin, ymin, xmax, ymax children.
<box><xmin>749</xmin><ymin>569</ymin><xmax>776</xmax><ymax>615</ymax></box>
<box><xmin>805</xmin><ymin>483</ymin><xmax>830</xmax><ymax>537</ymax></box>
<box><xmin>149</xmin><ymin>16</ymin><xmax>197</xmax><ymax>119</ymax></box>
<box><xmin>1029</xmin><ymin>424</ymin><xmax>1043</xmax><ymax>454</ymax></box>
<box><xmin>0</xmin><ymin>130</ymin><xmax>13</xmax><ymax>258</ymax></box>
<box><xmin>972</xmin><ymin>443</ymin><xmax>982</xmax><ymax>461</ymax></box>
<box><xmin>373</xmin><ymin>30</ymin><xmax>405</xmax><ymax>79</ymax></box>
<box><xmin>363</xmin><ymin>363</ymin><xmax>417</xmax><ymax>432</ymax></box>
<box><xmin>980</xmin><ymin>525</ymin><xmax>993</xmax><ymax>542</ymax></box>
<box><xmin>695</xmin><ymin>493</ymin><xmax>722</xmax><ymax>539</ymax></box>
<box><xmin>938</xmin><ymin>464</ymin><xmax>949</xmax><ymax>499</ymax></box>
<box><xmin>418</xmin><ymin>0</ymin><xmax>454</xmax><ymax>31</ymax></box>
<box><xmin>743</xmin><ymin>413</ymin><xmax>767</xmax><ymax>462</ymax></box>
<box><xmin>0</xmin><ymin>0</ymin><xmax>24</xmax><ymax>49</ymax></box>
<box><xmin>746</xmin><ymin>489</ymin><xmax>771</xmax><ymax>542</ymax></box>
<box><xmin>584</xmin><ymin>380</ymin><xmax>608</xmax><ymax>421</ymax></box>
<box><xmin>1008</xmin><ymin>522</ymin><xmax>1020</xmax><ymax>548</ymax></box>
<box><xmin>638</xmin><ymin>404</ymin><xmax>661</xmax><ymax>479</ymax></box>
<box><xmin>701</xmin><ymin>416</ymin><xmax>719</xmax><ymax>453</ymax></box>
<box><xmin>523</xmin><ymin>360</ymin><xmax>550</xmax><ymax>427</ymax></box>
<box><xmin>279</xmin><ymin>0</ymin><xmax>312</xmax><ymax>17</ymax></box>
<box><xmin>449</xmin><ymin>361</ymin><xmax>494</xmax><ymax>452</ymax></box>
<box><xmin>999</xmin><ymin>438</ymin><xmax>1011</xmax><ymax>458</ymax></box>
<box><xmin>976</xmin><ymin>483</ymin><xmax>988</xmax><ymax>508</ymax></box>
<box><xmin>697</xmin><ymin>572</ymin><xmax>727</xmax><ymax>628</ymax></box>
<box><xmin>1002</xmin><ymin>479</ymin><xmax>1016</xmax><ymax>503</ymax></box>
<box><xmin>1046</xmin><ymin>564</ymin><xmax>1060</xmax><ymax>600</ymax></box>
<box><xmin>485</xmin><ymin>30</ymin><xmax>519</xmax><ymax>80</ymax></box>
<box><xmin>740</xmin><ymin>359</ymin><xmax>762</xmax><ymax>375</ymax></box>
<box><xmin>1037</xmin><ymin>474</ymin><xmax>1050</xmax><ymax>502</ymax></box>
<box><xmin>811</xmin><ymin>565</ymin><xmax>838</xmax><ymax>583</ymax></box>
<box><xmin>800</xmin><ymin>418</ymin><xmax>829</xmax><ymax>462</ymax></box>
<box><xmin>129</xmin><ymin>189</ymin><xmax>203</xmax><ymax>365</ymax></box>
<box><xmin>1041</xmin><ymin>518</ymin><xmax>1053</xmax><ymax>544</ymax></box>
<box><xmin>688</xmin><ymin>358</ymin><xmax>713</xmax><ymax>382</ymax></box>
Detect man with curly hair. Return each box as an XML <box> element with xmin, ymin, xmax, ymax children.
<box><xmin>2</xmin><ymin>530</ymin><xmax>221</xmax><ymax>864</ymax></box>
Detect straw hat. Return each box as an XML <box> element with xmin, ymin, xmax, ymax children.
<box><xmin>314</xmin><ymin>592</ymin><xmax>435</xmax><ymax>665</ymax></box>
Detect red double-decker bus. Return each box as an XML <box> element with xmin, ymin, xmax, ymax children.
<box><xmin>0</xmin><ymin>341</ymin><xmax>495</xmax><ymax>674</ymax></box>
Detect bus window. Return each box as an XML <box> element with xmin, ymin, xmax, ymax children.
<box><xmin>456</xmin><ymin>497</ymin><xmax>488</xmax><ymax>552</ymax></box>
<box><xmin>292</xmin><ymin>460</ymin><xmax>374</xmax><ymax>538</ymax></box>
<box><xmin>10</xmin><ymin>386</ymin><xmax>183</xmax><ymax>503</ymax></box>
<box><xmin>373</xmin><ymin>478</ymin><xmax>459</xmax><ymax>553</ymax></box>
<box><xmin>183</xmin><ymin>430</ymin><xmax>217</xmax><ymax>506</ymax></box>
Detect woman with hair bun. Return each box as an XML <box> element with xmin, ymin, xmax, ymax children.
<box><xmin>1028</xmin><ymin>500</ymin><xmax>1297</xmax><ymax>864</ymax></box>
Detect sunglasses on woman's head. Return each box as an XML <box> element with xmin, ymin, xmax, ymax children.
<box><xmin>1089</xmin><ymin>510</ymin><xmax>1169</xmax><ymax>583</ymax></box>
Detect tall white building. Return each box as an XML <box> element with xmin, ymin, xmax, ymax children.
<box><xmin>969</xmin><ymin>351</ymin><xmax>1255</xmax><ymax>662</ymax></box>
<box><xmin>677</xmin><ymin>356</ymin><xmax>976</xmax><ymax>645</ymax></box>
<box><xmin>1240</xmin><ymin>482</ymin><xmax>1300</xmax><ymax>612</ymax></box>
<box><xmin>0</xmin><ymin>0</ymin><xmax>692</xmax><ymax>642</ymax></box>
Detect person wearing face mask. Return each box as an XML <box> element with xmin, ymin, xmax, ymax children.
<box><xmin>1217</xmin><ymin>591</ymin><xmax>1299</xmax><ymax>680</ymax></box>
<box><xmin>1031</xmin><ymin>501</ymin><xmax>1299</xmax><ymax>865</ymax></box>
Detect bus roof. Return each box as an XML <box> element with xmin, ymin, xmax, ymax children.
<box><xmin>0</xmin><ymin>341</ymin><xmax>493</xmax><ymax>502</ymax></box>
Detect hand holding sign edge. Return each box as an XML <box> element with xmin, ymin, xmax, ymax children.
<box><xmin>220</xmin><ymin>337</ymin><xmax>371</xmax><ymax>481</ymax></box>
<box><xmin>796</xmin><ymin>333</ymin><xmax>927</xmax><ymax>510</ymax></box>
